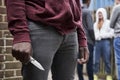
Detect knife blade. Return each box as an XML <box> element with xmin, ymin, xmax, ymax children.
<box><xmin>30</xmin><ymin>56</ymin><xmax>45</xmax><ymax>71</ymax></box>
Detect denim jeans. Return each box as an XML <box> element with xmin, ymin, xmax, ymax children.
<box><xmin>94</xmin><ymin>39</ymin><xmax>111</xmax><ymax>74</ymax></box>
<box><xmin>114</xmin><ymin>37</ymin><xmax>120</xmax><ymax>80</ymax></box>
<box><xmin>77</xmin><ymin>43</ymin><xmax>94</xmax><ymax>80</ymax></box>
<box><xmin>22</xmin><ymin>21</ymin><xmax>79</xmax><ymax>80</ymax></box>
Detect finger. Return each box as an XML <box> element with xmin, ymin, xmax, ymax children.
<box><xmin>82</xmin><ymin>54</ymin><xmax>88</xmax><ymax>63</ymax></box>
<box><xmin>78</xmin><ymin>48</ymin><xmax>85</xmax><ymax>64</ymax></box>
<box><xmin>16</xmin><ymin>51</ymin><xmax>23</xmax><ymax>61</ymax></box>
<box><xmin>84</xmin><ymin>51</ymin><xmax>89</xmax><ymax>62</ymax></box>
<box><xmin>85</xmin><ymin>53</ymin><xmax>89</xmax><ymax>61</ymax></box>
<box><xmin>79</xmin><ymin>48</ymin><xmax>84</xmax><ymax>59</ymax></box>
<box><xmin>77</xmin><ymin>58</ymin><xmax>85</xmax><ymax>64</ymax></box>
<box><xmin>12</xmin><ymin>49</ymin><xmax>20</xmax><ymax>60</ymax></box>
<box><xmin>12</xmin><ymin>49</ymin><xmax>25</xmax><ymax>62</ymax></box>
<box><xmin>18</xmin><ymin>51</ymin><xmax>27</xmax><ymax>63</ymax></box>
<box><xmin>18</xmin><ymin>51</ymin><xmax>25</xmax><ymax>62</ymax></box>
<box><xmin>82</xmin><ymin>59</ymin><xmax>88</xmax><ymax>64</ymax></box>
<box><xmin>79</xmin><ymin>57</ymin><xmax>88</xmax><ymax>64</ymax></box>
<box><xmin>77</xmin><ymin>59</ymin><xmax>82</xmax><ymax>64</ymax></box>
<box><xmin>22</xmin><ymin>52</ymin><xmax>30</xmax><ymax>63</ymax></box>
<box><xmin>12</xmin><ymin>49</ymin><xmax>18</xmax><ymax>57</ymax></box>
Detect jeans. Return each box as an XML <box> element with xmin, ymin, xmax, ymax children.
<box><xmin>77</xmin><ymin>43</ymin><xmax>94</xmax><ymax>80</ymax></box>
<box><xmin>114</xmin><ymin>37</ymin><xmax>120</xmax><ymax>80</ymax></box>
<box><xmin>94</xmin><ymin>39</ymin><xmax>111</xmax><ymax>74</ymax></box>
<box><xmin>21</xmin><ymin>21</ymin><xmax>79</xmax><ymax>80</ymax></box>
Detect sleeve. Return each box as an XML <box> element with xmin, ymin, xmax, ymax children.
<box><xmin>110</xmin><ymin>6</ymin><xmax>119</xmax><ymax>28</ymax></box>
<box><xmin>5</xmin><ymin>0</ymin><xmax>31</xmax><ymax>44</ymax></box>
<box><xmin>101</xmin><ymin>28</ymin><xmax>114</xmax><ymax>38</ymax></box>
<box><xmin>75</xmin><ymin>0</ymin><xmax>87</xmax><ymax>47</ymax></box>
<box><xmin>77</xmin><ymin>25</ymin><xmax>87</xmax><ymax>47</ymax></box>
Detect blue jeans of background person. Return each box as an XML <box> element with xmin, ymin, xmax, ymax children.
<box><xmin>94</xmin><ymin>39</ymin><xmax>111</xmax><ymax>74</ymax></box>
<box><xmin>77</xmin><ymin>43</ymin><xmax>94</xmax><ymax>80</ymax></box>
<box><xmin>114</xmin><ymin>37</ymin><xmax>120</xmax><ymax>80</ymax></box>
<box><xmin>22</xmin><ymin>21</ymin><xmax>79</xmax><ymax>80</ymax></box>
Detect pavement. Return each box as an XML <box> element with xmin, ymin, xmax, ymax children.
<box><xmin>48</xmin><ymin>71</ymin><xmax>107</xmax><ymax>80</ymax></box>
<box><xmin>48</xmin><ymin>71</ymin><xmax>88</xmax><ymax>80</ymax></box>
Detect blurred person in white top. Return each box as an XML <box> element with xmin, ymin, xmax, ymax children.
<box><xmin>93</xmin><ymin>8</ymin><xmax>114</xmax><ymax>80</ymax></box>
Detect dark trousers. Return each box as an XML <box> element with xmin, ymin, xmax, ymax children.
<box><xmin>22</xmin><ymin>21</ymin><xmax>79</xmax><ymax>80</ymax></box>
<box><xmin>77</xmin><ymin>43</ymin><xmax>94</xmax><ymax>80</ymax></box>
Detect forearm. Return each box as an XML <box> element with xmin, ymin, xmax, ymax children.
<box><xmin>77</xmin><ymin>26</ymin><xmax>87</xmax><ymax>47</ymax></box>
<box><xmin>5</xmin><ymin>0</ymin><xmax>31</xmax><ymax>44</ymax></box>
<box><xmin>110</xmin><ymin>7</ymin><xmax>119</xmax><ymax>28</ymax></box>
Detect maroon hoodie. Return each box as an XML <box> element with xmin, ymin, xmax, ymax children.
<box><xmin>5</xmin><ymin>0</ymin><xmax>87</xmax><ymax>47</ymax></box>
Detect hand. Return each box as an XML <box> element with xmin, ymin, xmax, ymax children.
<box><xmin>77</xmin><ymin>47</ymin><xmax>89</xmax><ymax>64</ymax></box>
<box><xmin>12</xmin><ymin>42</ymin><xmax>32</xmax><ymax>63</ymax></box>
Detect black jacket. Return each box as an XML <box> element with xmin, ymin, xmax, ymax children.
<box><xmin>82</xmin><ymin>6</ymin><xmax>95</xmax><ymax>45</ymax></box>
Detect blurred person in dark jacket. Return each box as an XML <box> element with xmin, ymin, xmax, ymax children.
<box><xmin>77</xmin><ymin>0</ymin><xmax>95</xmax><ymax>80</ymax></box>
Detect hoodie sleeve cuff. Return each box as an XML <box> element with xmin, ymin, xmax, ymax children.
<box><xmin>13</xmin><ymin>32</ymin><xmax>31</xmax><ymax>44</ymax></box>
<box><xmin>78</xmin><ymin>38</ymin><xmax>88</xmax><ymax>47</ymax></box>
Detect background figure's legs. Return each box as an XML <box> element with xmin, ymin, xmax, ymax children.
<box><xmin>77</xmin><ymin>64</ymin><xmax>84</xmax><ymax>80</ymax></box>
<box><xmin>94</xmin><ymin>41</ymin><xmax>101</xmax><ymax>74</ymax></box>
<box><xmin>114</xmin><ymin>37</ymin><xmax>120</xmax><ymax>80</ymax></box>
<box><xmin>102</xmin><ymin>40</ymin><xmax>111</xmax><ymax>74</ymax></box>
<box><xmin>87</xmin><ymin>43</ymin><xmax>94</xmax><ymax>80</ymax></box>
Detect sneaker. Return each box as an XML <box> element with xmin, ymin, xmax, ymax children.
<box><xmin>94</xmin><ymin>74</ymin><xmax>98</xmax><ymax>80</ymax></box>
<box><xmin>106</xmin><ymin>75</ymin><xmax>112</xmax><ymax>80</ymax></box>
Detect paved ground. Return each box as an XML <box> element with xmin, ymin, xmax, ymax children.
<box><xmin>48</xmin><ymin>71</ymin><xmax>107</xmax><ymax>80</ymax></box>
<box><xmin>48</xmin><ymin>71</ymin><xmax>88</xmax><ymax>80</ymax></box>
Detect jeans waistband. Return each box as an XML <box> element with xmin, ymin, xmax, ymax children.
<box><xmin>101</xmin><ymin>38</ymin><xmax>111</xmax><ymax>40</ymax></box>
<box><xmin>96</xmin><ymin>38</ymin><xmax>111</xmax><ymax>42</ymax></box>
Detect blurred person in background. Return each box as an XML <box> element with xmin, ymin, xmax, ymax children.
<box><xmin>94</xmin><ymin>8</ymin><xmax>114</xmax><ymax>80</ymax></box>
<box><xmin>110</xmin><ymin>0</ymin><xmax>120</xmax><ymax>80</ymax></box>
<box><xmin>77</xmin><ymin>0</ymin><xmax>95</xmax><ymax>80</ymax></box>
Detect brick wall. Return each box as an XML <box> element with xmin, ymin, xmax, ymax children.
<box><xmin>0</xmin><ymin>0</ymin><xmax>22</xmax><ymax>80</ymax></box>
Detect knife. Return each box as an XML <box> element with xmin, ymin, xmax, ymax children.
<box><xmin>29</xmin><ymin>56</ymin><xmax>45</xmax><ymax>71</ymax></box>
